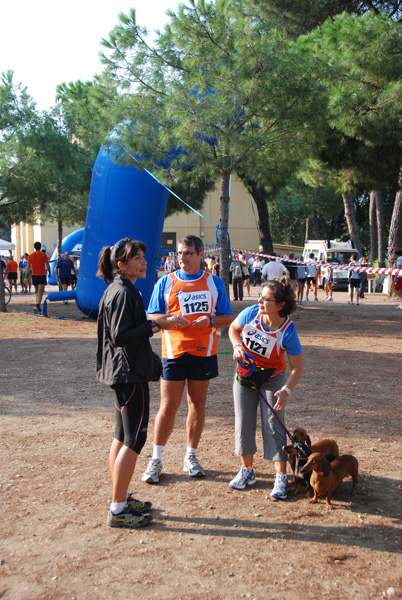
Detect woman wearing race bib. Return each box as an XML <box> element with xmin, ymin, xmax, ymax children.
<box><xmin>228</xmin><ymin>279</ymin><xmax>303</xmax><ymax>500</ymax></box>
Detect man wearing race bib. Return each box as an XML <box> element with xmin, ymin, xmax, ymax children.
<box><xmin>229</xmin><ymin>279</ymin><xmax>303</xmax><ymax>501</ymax></box>
<box><xmin>142</xmin><ymin>235</ymin><xmax>233</xmax><ymax>483</ymax></box>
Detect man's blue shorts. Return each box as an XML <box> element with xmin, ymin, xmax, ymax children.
<box><xmin>161</xmin><ymin>353</ymin><xmax>218</xmax><ymax>381</ymax></box>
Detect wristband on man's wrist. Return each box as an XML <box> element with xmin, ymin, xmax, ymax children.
<box><xmin>150</xmin><ymin>320</ymin><xmax>161</xmax><ymax>334</ymax></box>
<box><xmin>232</xmin><ymin>343</ymin><xmax>243</xmax><ymax>349</ymax></box>
<box><xmin>281</xmin><ymin>385</ymin><xmax>292</xmax><ymax>395</ymax></box>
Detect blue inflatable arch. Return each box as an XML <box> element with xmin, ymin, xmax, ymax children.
<box><xmin>43</xmin><ymin>138</ymin><xmax>169</xmax><ymax>318</ymax></box>
<box><xmin>75</xmin><ymin>141</ymin><xmax>169</xmax><ymax>318</ymax></box>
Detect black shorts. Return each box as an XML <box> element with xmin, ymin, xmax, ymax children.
<box><xmin>112</xmin><ymin>382</ymin><xmax>149</xmax><ymax>452</ymax></box>
<box><xmin>60</xmin><ymin>277</ymin><xmax>71</xmax><ymax>286</ymax></box>
<box><xmin>297</xmin><ymin>278</ymin><xmax>306</xmax><ymax>284</ymax></box>
<box><xmin>349</xmin><ymin>279</ymin><xmax>360</xmax><ymax>288</ymax></box>
<box><xmin>307</xmin><ymin>276</ymin><xmax>317</xmax><ymax>285</ymax></box>
<box><xmin>7</xmin><ymin>272</ymin><xmax>17</xmax><ymax>280</ymax></box>
<box><xmin>161</xmin><ymin>353</ymin><xmax>218</xmax><ymax>381</ymax></box>
<box><xmin>32</xmin><ymin>275</ymin><xmax>47</xmax><ymax>286</ymax></box>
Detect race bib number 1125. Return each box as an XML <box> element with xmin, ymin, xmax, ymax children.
<box><xmin>179</xmin><ymin>291</ymin><xmax>212</xmax><ymax>315</ymax></box>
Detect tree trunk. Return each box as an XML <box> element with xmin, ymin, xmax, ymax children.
<box><xmin>0</xmin><ymin>263</ymin><xmax>7</xmax><ymax>313</ymax></box>
<box><xmin>218</xmin><ymin>165</ymin><xmax>231</xmax><ymax>339</ymax></box>
<box><xmin>387</xmin><ymin>165</ymin><xmax>402</xmax><ymax>295</ymax></box>
<box><xmin>369</xmin><ymin>190</ymin><xmax>378</xmax><ymax>262</ymax></box>
<box><xmin>247</xmin><ymin>182</ymin><xmax>274</xmax><ymax>255</ymax></box>
<box><xmin>57</xmin><ymin>219</ymin><xmax>63</xmax><ymax>256</ymax></box>
<box><xmin>374</xmin><ymin>190</ymin><xmax>385</xmax><ymax>267</ymax></box>
<box><xmin>218</xmin><ymin>167</ymin><xmax>231</xmax><ymax>299</ymax></box>
<box><xmin>342</xmin><ymin>192</ymin><xmax>362</xmax><ymax>256</ymax></box>
<box><xmin>305</xmin><ymin>218</ymin><xmax>313</xmax><ymax>240</ymax></box>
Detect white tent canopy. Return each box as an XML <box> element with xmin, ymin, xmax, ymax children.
<box><xmin>0</xmin><ymin>238</ymin><xmax>15</xmax><ymax>251</ymax></box>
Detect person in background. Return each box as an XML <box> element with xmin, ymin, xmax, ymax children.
<box><xmin>164</xmin><ymin>253</ymin><xmax>176</xmax><ymax>274</ymax></box>
<box><xmin>359</xmin><ymin>257</ymin><xmax>368</xmax><ymax>299</ymax></box>
<box><xmin>247</xmin><ymin>255</ymin><xmax>254</xmax><ymax>285</ymax></box>
<box><xmin>19</xmin><ymin>254</ymin><xmax>28</xmax><ymax>293</ymax></box>
<box><xmin>393</xmin><ymin>250</ymin><xmax>402</xmax><ymax>309</ymax></box>
<box><xmin>70</xmin><ymin>255</ymin><xmax>78</xmax><ymax>290</ymax></box>
<box><xmin>239</xmin><ymin>252</ymin><xmax>251</xmax><ymax>297</ymax></box>
<box><xmin>283</xmin><ymin>253</ymin><xmax>297</xmax><ymax>291</ymax></box>
<box><xmin>230</xmin><ymin>255</ymin><xmax>244</xmax><ymax>301</ymax></box>
<box><xmin>5</xmin><ymin>255</ymin><xmax>18</xmax><ymax>294</ymax></box>
<box><xmin>25</xmin><ymin>242</ymin><xmax>51</xmax><ymax>313</ymax></box>
<box><xmin>229</xmin><ymin>279</ymin><xmax>302</xmax><ymax>500</ymax></box>
<box><xmin>212</xmin><ymin>257</ymin><xmax>220</xmax><ymax>277</ymax></box>
<box><xmin>305</xmin><ymin>253</ymin><xmax>319</xmax><ymax>302</ymax></box>
<box><xmin>96</xmin><ymin>237</ymin><xmax>177</xmax><ymax>529</ymax></box>
<box><xmin>55</xmin><ymin>251</ymin><xmax>77</xmax><ymax>304</ymax></box>
<box><xmin>348</xmin><ymin>254</ymin><xmax>361</xmax><ymax>306</ymax></box>
<box><xmin>142</xmin><ymin>235</ymin><xmax>233</xmax><ymax>484</ymax></box>
<box><xmin>261</xmin><ymin>254</ymin><xmax>289</xmax><ymax>283</ymax></box>
<box><xmin>324</xmin><ymin>258</ymin><xmax>334</xmax><ymax>301</ymax></box>
<box><xmin>296</xmin><ymin>258</ymin><xmax>307</xmax><ymax>305</ymax></box>
<box><xmin>252</xmin><ymin>256</ymin><xmax>264</xmax><ymax>287</ymax></box>
<box><xmin>24</xmin><ymin>253</ymin><xmax>32</xmax><ymax>293</ymax></box>
<box><xmin>206</xmin><ymin>255</ymin><xmax>215</xmax><ymax>272</ymax></box>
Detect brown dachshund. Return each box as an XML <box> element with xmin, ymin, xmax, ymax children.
<box><xmin>300</xmin><ymin>452</ymin><xmax>358</xmax><ymax>509</ymax></box>
<box><xmin>283</xmin><ymin>428</ymin><xmax>340</xmax><ymax>495</ymax></box>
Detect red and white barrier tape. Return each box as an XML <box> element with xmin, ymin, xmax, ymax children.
<box><xmin>207</xmin><ymin>247</ymin><xmax>402</xmax><ymax>277</ymax></box>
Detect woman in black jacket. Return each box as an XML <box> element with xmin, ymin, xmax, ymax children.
<box><xmin>97</xmin><ymin>238</ymin><xmax>176</xmax><ymax>529</ymax></box>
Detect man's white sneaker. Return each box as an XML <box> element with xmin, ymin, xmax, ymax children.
<box><xmin>270</xmin><ymin>472</ymin><xmax>288</xmax><ymax>500</ymax></box>
<box><xmin>142</xmin><ymin>459</ymin><xmax>162</xmax><ymax>484</ymax></box>
<box><xmin>304</xmin><ymin>296</ymin><xmax>309</xmax><ymax>301</ymax></box>
<box><xmin>328</xmin><ymin>297</ymin><xmax>333</xmax><ymax>301</ymax></box>
<box><xmin>183</xmin><ymin>454</ymin><xmax>205</xmax><ymax>478</ymax></box>
<box><xmin>229</xmin><ymin>466</ymin><xmax>256</xmax><ymax>490</ymax></box>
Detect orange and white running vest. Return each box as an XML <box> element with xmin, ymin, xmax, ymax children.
<box><xmin>162</xmin><ymin>271</ymin><xmax>219</xmax><ymax>358</ymax></box>
<box><xmin>241</xmin><ymin>316</ymin><xmax>293</xmax><ymax>377</ymax></box>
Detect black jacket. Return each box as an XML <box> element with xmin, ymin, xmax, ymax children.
<box><xmin>96</xmin><ymin>275</ymin><xmax>157</xmax><ymax>386</ymax></box>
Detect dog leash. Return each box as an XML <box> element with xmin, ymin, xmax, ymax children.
<box><xmin>236</xmin><ymin>354</ymin><xmax>309</xmax><ymax>458</ymax></box>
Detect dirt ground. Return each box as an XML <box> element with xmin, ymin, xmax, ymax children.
<box><xmin>1</xmin><ymin>285</ymin><xmax>401</xmax><ymax>600</ymax></box>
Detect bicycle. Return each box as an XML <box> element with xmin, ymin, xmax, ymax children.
<box><xmin>3</xmin><ymin>284</ymin><xmax>11</xmax><ymax>305</ymax></box>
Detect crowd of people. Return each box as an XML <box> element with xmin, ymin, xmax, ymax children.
<box><xmin>0</xmin><ymin>245</ymin><xmax>79</xmax><ymax>313</ymax></box>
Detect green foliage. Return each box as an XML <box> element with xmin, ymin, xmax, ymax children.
<box><xmin>0</xmin><ymin>72</ymin><xmax>90</xmax><ymax>230</ymax></box>
<box><xmin>100</xmin><ymin>2</ymin><xmax>321</xmax><ymax>185</ymax></box>
<box><xmin>270</xmin><ymin>175</ymin><xmax>344</xmax><ymax>245</ymax></box>
<box><xmin>56</xmin><ymin>75</ymin><xmax>121</xmax><ymax>163</ymax></box>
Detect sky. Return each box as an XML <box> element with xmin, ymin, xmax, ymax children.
<box><xmin>0</xmin><ymin>0</ymin><xmax>182</xmax><ymax>111</ymax></box>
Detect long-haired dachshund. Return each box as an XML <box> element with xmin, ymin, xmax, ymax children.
<box><xmin>283</xmin><ymin>428</ymin><xmax>339</xmax><ymax>496</ymax></box>
<box><xmin>300</xmin><ymin>452</ymin><xmax>359</xmax><ymax>509</ymax></box>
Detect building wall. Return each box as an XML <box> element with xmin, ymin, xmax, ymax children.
<box><xmin>11</xmin><ymin>222</ymin><xmax>78</xmax><ymax>263</ymax></box>
<box><xmin>163</xmin><ymin>176</ymin><xmax>261</xmax><ymax>254</ymax></box>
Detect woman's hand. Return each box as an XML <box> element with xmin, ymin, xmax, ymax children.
<box><xmin>232</xmin><ymin>343</ymin><xmax>245</xmax><ymax>362</ymax></box>
<box><xmin>273</xmin><ymin>389</ymin><xmax>288</xmax><ymax>411</ymax></box>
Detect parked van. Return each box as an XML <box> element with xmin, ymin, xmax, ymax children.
<box><xmin>303</xmin><ymin>240</ymin><xmax>359</xmax><ymax>289</ymax></box>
